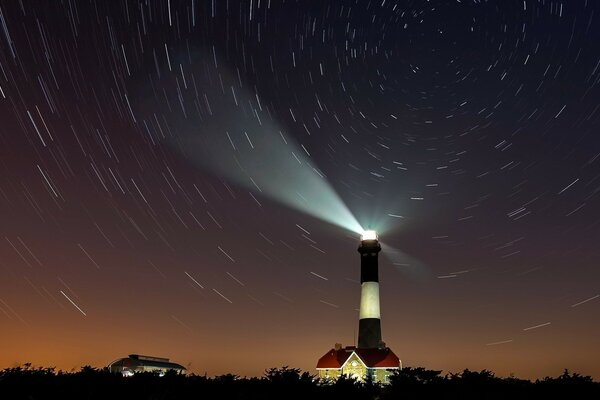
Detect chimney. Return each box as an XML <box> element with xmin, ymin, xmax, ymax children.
<box><xmin>357</xmin><ymin>231</ymin><xmax>383</xmax><ymax>348</ymax></box>
<box><xmin>334</xmin><ymin>343</ymin><xmax>342</xmax><ymax>351</ymax></box>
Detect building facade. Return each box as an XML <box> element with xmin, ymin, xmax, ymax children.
<box><xmin>108</xmin><ymin>354</ymin><xmax>186</xmax><ymax>376</ymax></box>
<box><xmin>317</xmin><ymin>345</ymin><xmax>401</xmax><ymax>383</ymax></box>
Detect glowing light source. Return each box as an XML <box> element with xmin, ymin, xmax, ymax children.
<box><xmin>361</xmin><ymin>230</ymin><xmax>378</xmax><ymax>241</ymax></box>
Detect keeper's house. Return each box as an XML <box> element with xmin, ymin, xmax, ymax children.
<box><xmin>316</xmin><ymin>344</ymin><xmax>400</xmax><ymax>383</ymax></box>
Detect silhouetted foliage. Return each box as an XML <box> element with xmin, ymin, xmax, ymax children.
<box><xmin>389</xmin><ymin>366</ymin><xmax>444</xmax><ymax>385</ymax></box>
<box><xmin>0</xmin><ymin>364</ymin><xmax>598</xmax><ymax>400</ymax></box>
<box><xmin>264</xmin><ymin>366</ymin><xmax>312</xmax><ymax>385</ymax></box>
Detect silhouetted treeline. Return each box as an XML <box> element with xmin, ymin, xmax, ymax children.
<box><xmin>1</xmin><ymin>364</ymin><xmax>598</xmax><ymax>400</ymax></box>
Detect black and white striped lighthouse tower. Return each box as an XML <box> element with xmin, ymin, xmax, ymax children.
<box><xmin>357</xmin><ymin>230</ymin><xmax>384</xmax><ymax>349</ymax></box>
<box><xmin>315</xmin><ymin>230</ymin><xmax>401</xmax><ymax>381</ymax></box>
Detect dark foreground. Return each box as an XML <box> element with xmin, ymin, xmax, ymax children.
<box><xmin>1</xmin><ymin>365</ymin><xmax>598</xmax><ymax>400</ymax></box>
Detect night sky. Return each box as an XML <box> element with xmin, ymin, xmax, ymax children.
<box><xmin>1</xmin><ymin>0</ymin><xmax>599</xmax><ymax>379</ymax></box>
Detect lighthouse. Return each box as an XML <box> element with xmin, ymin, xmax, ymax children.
<box><xmin>357</xmin><ymin>230</ymin><xmax>383</xmax><ymax>349</ymax></box>
<box><xmin>316</xmin><ymin>230</ymin><xmax>401</xmax><ymax>383</ymax></box>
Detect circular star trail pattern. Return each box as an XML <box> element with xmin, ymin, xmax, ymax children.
<box><xmin>0</xmin><ymin>0</ymin><xmax>599</xmax><ymax>378</ymax></box>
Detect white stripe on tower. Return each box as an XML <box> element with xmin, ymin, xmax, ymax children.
<box><xmin>359</xmin><ymin>282</ymin><xmax>381</xmax><ymax>319</ymax></box>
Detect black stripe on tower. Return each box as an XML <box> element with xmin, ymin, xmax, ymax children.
<box><xmin>358</xmin><ymin>318</ymin><xmax>382</xmax><ymax>349</ymax></box>
<box><xmin>358</xmin><ymin>239</ymin><xmax>382</xmax><ymax>349</ymax></box>
<box><xmin>360</xmin><ymin>250</ymin><xmax>379</xmax><ymax>283</ymax></box>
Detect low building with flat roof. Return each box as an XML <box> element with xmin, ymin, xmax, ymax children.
<box><xmin>108</xmin><ymin>354</ymin><xmax>186</xmax><ymax>376</ymax></box>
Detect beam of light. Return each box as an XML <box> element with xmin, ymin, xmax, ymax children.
<box><xmin>177</xmin><ymin>110</ymin><xmax>364</xmax><ymax>233</ymax></box>
<box><xmin>132</xmin><ymin>53</ymin><xmax>363</xmax><ymax>235</ymax></box>
<box><xmin>379</xmin><ymin>242</ymin><xmax>431</xmax><ymax>281</ymax></box>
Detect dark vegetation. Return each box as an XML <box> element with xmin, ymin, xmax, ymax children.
<box><xmin>1</xmin><ymin>364</ymin><xmax>598</xmax><ymax>400</ymax></box>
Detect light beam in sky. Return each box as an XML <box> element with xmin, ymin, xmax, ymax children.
<box><xmin>140</xmin><ymin>59</ymin><xmax>364</xmax><ymax>234</ymax></box>
<box><xmin>379</xmin><ymin>242</ymin><xmax>431</xmax><ymax>281</ymax></box>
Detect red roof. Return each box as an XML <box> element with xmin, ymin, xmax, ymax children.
<box><xmin>316</xmin><ymin>346</ymin><xmax>400</xmax><ymax>369</ymax></box>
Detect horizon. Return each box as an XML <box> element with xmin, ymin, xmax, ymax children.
<box><xmin>3</xmin><ymin>358</ymin><xmax>598</xmax><ymax>382</ymax></box>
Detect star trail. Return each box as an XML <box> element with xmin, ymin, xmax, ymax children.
<box><xmin>0</xmin><ymin>0</ymin><xmax>599</xmax><ymax>379</ymax></box>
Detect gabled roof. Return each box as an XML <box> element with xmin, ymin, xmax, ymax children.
<box><xmin>354</xmin><ymin>348</ymin><xmax>400</xmax><ymax>368</ymax></box>
<box><xmin>316</xmin><ymin>348</ymin><xmax>353</xmax><ymax>369</ymax></box>
<box><xmin>316</xmin><ymin>346</ymin><xmax>400</xmax><ymax>369</ymax></box>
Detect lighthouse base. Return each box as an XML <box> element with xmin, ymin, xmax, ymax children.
<box><xmin>358</xmin><ymin>318</ymin><xmax>382</xmax><ymax>349</ymax></box>
<box><xmin>316</xmin><ymin>345</ymin><xmax>401</xmax><ymax>383</ymax></box>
